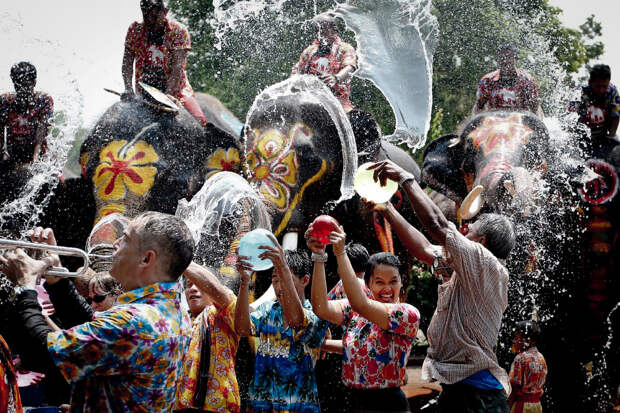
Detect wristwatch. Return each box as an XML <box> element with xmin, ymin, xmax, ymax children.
<box><xmin>14</xmin><ymin>285</ymin><xmax>36</xmax><ymax>297</ymax></box>
<box><xmin>311</xmin><ymin>252</ymin><xmax>328</xmax><ymax>263</ymax></box>
<box><xmin>398</xmin><ymin>173</ymin><xmax>415</xmax><ymax>187</ymax></box>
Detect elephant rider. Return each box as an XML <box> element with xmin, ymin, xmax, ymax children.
<box><xmin>473</xmin><ymin>43</ymin><xmax>542</xmax><ymax>117</ymax></box>
<box><xmin>122</xmin><ymin>0</ymin><xmax>207</xmax><ymax>127</ymax></box>
<box><xmin>292</xmin><ymin>13</ymin><xmax>357</xmax><ymax>113</ymax></box>
<box><xmin>0</xmin><ymin>62</ymin><xmax>54</xmax><ymax>168</ymax></box>
<box><xmin>569</xmin><ymin>64</ymin><xmax>620</xmax><ymax>158</ymax></box>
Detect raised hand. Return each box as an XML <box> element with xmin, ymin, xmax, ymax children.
<box><xmin>328</xmin><ymin>226</ymin><xmax>347</xmax><ymax>256</ymax></box>
<box><xmin>0</xmin><ymin>249</ymin><xmax>55</xmax><ymax>288</ymax></box>
<box><xmin>361</xmin><ymin>197</ymin><xmax>388</xmax><ymax>214</ymax></box>
<box><xmin>367</xmin><ymin>160</ymin><xmax>409</xmax><ymax>187</ymax></box>
<box><xmin>236</xmin><ymin>256</ymin><xmax>253</xmax><ymax>286</ymax></box>
<box><xmin>258</xmin><ymin>234</ymin><xmax>287</xmax><ymax>272</ymax></box>
<box><xmin>304</xmin><ymin>224</ymin><xmax>326</xmax><ymax>255</ymax></box>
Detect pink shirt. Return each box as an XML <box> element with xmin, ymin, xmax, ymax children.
<box><xmin>337</xmin><ymin>300</ymin><xmax>419</xmax><ymax>389</ymax></box>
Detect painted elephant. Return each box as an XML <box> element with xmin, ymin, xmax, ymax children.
<box><xmin>43</xmin><ymin>94</ymin><xmax>242</xmax><ymax>263</ymax></box>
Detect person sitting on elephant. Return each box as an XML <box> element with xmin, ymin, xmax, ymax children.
<box><xmin>235</xmin><ymin>241</ymin><xmax>330</xmax><ymax>413</ymax></box>
<box><xmin>569</xmin><ymin>64</ymin><xmax>620</xmax><ymax>158</ymax></box>
<box><xmin>292</xmin><ymin>13</ymin><xmax>358</xmax><ymax>113</ymax></box>
<box><xmin>175</xmin><ymin>262</ymin><xmax>241</xmax><ymax>413</ymax></box>
<box><xmin>366</xmin><ymin>159</ymin><xmax>516</xmax><ymax>413</ymax></box>
<box><xmin>307</xmin><ymin>224</ymin><xmax>420</xmax><ymax>413</ymax></box>
<box><xmin>473</xmin><ymin>44</ymin><xmax>541</xmax><ymax>117</ymax></box>
<box><xmin>122</xmin><ymin>0</ymin><xmax>207</xmax><ymax>127</ymax></box>
<box><xmin>0</xmin><ymin>213</ymin><xmax>194</xmax><ymax>412</ymax></box>
<box><xmin>0</xmin><ymin>61</ymin><xmax>53</xmax><ymax>168</ymax></box>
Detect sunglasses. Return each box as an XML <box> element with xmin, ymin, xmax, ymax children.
<box><xmin>86</xmin><ymin>293</ymin><xmax>112</xmax><ymax>305</ymax></box>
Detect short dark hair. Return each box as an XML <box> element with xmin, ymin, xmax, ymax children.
<box><xmin>10</xmin><ymin>62</ymin><xmax>37</xmax><ymax>84</ymax></box>
<box><xmin>590</xmin><ymin>64</ymin><xmax>611</xmax><ymax>82</ymax></box>
<box><xmin>515</xmin><ymin>320</ymin><xmax>541</xmax><ymax>344</ymax></box>
<box><xmin>363</xmin><ymin>252</ymin><xmax>401</xmax><ymax>285</ymax></box>
<box><xmin>476</xmin><ymin>213</ymin><xmax>515</xmax><ymax>260</ymax></box>
<box><xmin>346</xmin><ymin>243</ymin><xmax>370</xmax><ymax>274</ymax></box>
<box><xmin>91</xmin><ymin>274</ymin><xmax>123</xmax><ymax>296</ymax></box>
<box><xmin>497</xmin><ymin>43</ymin><xmax>518</xmax><ymax>55</ymax></box>
<box><xmin>314</xmin><ymin>13</ymin><xmax>338</xmax><ymax>30</ymax></box>
<box><xmin>284</xmin><ymin>250</ymin><xmax>311</xmax><ymax>279</ymax></box>
<box><xmin>135</xmin><ymin>212</ymin><xmax>194</xmax><ymax>280</ymax></box>
<box><xmin>140</xmin><ymin>0</ymin><xmax>164</xmax><ymax>10</ymax></box>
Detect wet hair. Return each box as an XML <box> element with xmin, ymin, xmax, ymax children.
<box><xmin>515</xmin><ymin>320</ymin><xmax>541</xmax><ymax>344</ymax></box>
<box><xmin>140</xmin><ymin>0</ymin><xmax>164</xmax><ymax>10</ymax></box>
<box><xmin>346</xmin><ymin>243</ymin><xmax>370</xmax><ymax>274</ymax></box>
<box><xmin>314</xmin><ymin>13</ymin><xmax>338</xmax><ymax>30</ymax></box>
<box><xmin>10</xmin><ymin>61</ymin><xmax>37</xmax><ymax>84</ymax></box>
<box><xmin>283</xmin><ymin>250</ymin><xmax>311</xmax><ymax>279</ymax></box>
<box><xmin>90</xmin><ymin>273</ymin><xmax>123</xmax><ymax>296</ymax></box>
<box><xmin>363</xmin><ymin>252</ymin><xmax>401</xmax><ymax>285</ymax></box>
<box><xmin>135</xmin><ymin>211</ymin><xmax>195</xmax><ymax>280</ymax></box>
<box><xmin>497</xmin><ymin>43</ymin><xmax>518</xmax><ymax>56</ymax></box>
<box><xmin>589</xmin><ymin>64</ymin><xmax>611</xmax><ymax>82</ymax></box>
<box><xmin>475</xmin><ymin>213</ymin><xmax>516</xmax><ymax>260</ymax></box>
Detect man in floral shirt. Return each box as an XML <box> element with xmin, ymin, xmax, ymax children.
<box><xmin>1</xmin><ymin>212</ymin><xmax>194</xmax><ymax>412</ymax></box>
<box><xmin>122</xmin><ymin>0</ymin><xmax>207</xmax><ymax>126</ymax></box>
<box><xmin>175</xmin><ymin>262</ymin><xmax>240</xmax><ymax>413</ymax></box>
<box><xmin>292</xmin><ymin>14</ymin><xmax>358</xmax><ymax>113</ymax></box>
<box><xmin>0</xmin><ymin>62</ymin><xmax>53</xmax><ymax>167</ymax></box>
<box><xmin>473</xmin><ymin>44</ymin><xmax>541</xmax><ymax>117</ymax></box>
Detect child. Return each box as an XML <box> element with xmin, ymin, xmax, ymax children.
<box><xmin>508</xmin><ymin>320</ymin><xmax>547</xmax><ymax>413</ymax></box>
<box><xmin>235</xmin><ymin>235</ymin><xmax>330</xmax><ymax>413</ymax></box>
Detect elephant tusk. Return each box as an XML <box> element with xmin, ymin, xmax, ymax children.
<box><xmin>282</xmin><ymin>232</ymin><xmax>299</xmax><ymax>250</ymax></box>
<box><xmin>458</xmin><ymin>185</ymin><xmax>485</xmax><ymax>220</ymax></box>
<box><xmin>448</xmin><ymin>137</ymin><xmax>461</xmax><ymax>148</ymax></box>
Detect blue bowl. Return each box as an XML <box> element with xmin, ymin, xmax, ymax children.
<box><xmin>238</xmin><ymin>228</ymin><xmax>276</xmax><ymax>271</ymax></box>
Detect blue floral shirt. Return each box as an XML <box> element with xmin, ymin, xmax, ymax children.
<box><xmin>248</xmin><ymin>299</ymin><xmax>330</xmax><ymax>413</ymax></box>
<box><xmin>47</xmin><ymin>282</ymin><xmax>191</xmax><ymax>412</ymax></box>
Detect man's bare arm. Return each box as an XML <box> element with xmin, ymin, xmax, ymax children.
<box><xmin>166</xmin><ymin>49</ymin><xmax>188</xmax><ymax>97</ymax></box>
<box><xmin>184</xmin><ymin>262</ymin><xmax>232</xmax><ymax>309</ymax></box>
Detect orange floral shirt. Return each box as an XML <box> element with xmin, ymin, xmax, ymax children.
<box><xmin>176</xmin><ymin>297</ymin><xmax>240</xmax><ymax>413</ymax></box>
<box><xmin>509</xmin><ymin>346</ymin><xmax>547</xmax><ymax>397</ymax></box>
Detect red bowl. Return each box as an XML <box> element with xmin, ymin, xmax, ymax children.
<box><xmin>311</xmin><ymin>215</ymin><xmax>340</xmax><ymax>245</ymax></box>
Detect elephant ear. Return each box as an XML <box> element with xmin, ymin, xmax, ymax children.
<box><xmin>421</xmin><ymin>134</ymin><xmax>468</xmax><ymax>203</ymax></box>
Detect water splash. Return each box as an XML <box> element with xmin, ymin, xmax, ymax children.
<box><xmin>0</xmin><ymin>11</ymin><xmax>84</xmax><ymax>235</ymax></box>
<box><xmin>335</xmin><ymin>0</ymin><xmax>438</xmax><ymax>149</ymax></box>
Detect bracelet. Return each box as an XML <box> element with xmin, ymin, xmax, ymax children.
<box><xmin>311</xmin><ymin>252</ymin><xmax>328</xmax><ymax>263</ymax></box>
<box><xmin>334</xmin><ymin>250</ymin><xmax>346</xmax><ymax>257</ymax></box>
<box><xmin>398</xmin><ymin>173</ymin><xmax>415</xmax><ymax>187</ymax></box>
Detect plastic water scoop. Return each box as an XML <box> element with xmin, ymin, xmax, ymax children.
<box><xmin>353</xmin><ymin>162</ymin><xmax>398</xmax><ymax>204</ymax></box>
<box><xmin>238</xmin><ymin>228</ymin><xmax>277</xmax><ymax>271</ymax></box>
<box><xmin>310</xmin><ymin>215</ymin><xmax>340</xmax><ymax>245</ymax></box>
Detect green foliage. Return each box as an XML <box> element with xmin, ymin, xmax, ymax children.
<box><xmin>405</xmin><ymin>259</ymin><xmax>438</xmax><ymax>333</ymax></box>
<box><xmin>167</xmin><ymin>0</ymin><xmax>603</xmax><ymax>151</ymax></box>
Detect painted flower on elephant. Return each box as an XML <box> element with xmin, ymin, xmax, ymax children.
<box><xmin>246</xmin><ymin>127</ymin><xmax>300</xmax><ymax>212</ymax></box>
<box><xmin>205</xmin><ymin>147</ymin><xmax>241</xmax><ymax>177</ymax></box>
<box><xmin>94</xmin><ymin>140</ymin><xmax>159</xmax><ymax>202</ymax></box>
<box><xmin>468</xmin><ymin>113</ymin><xmax>533</xmax><ymax>157</ymax></box>
<box><xmin>94</xmin><ymin>202</ymin><xmax>127</xmax><ymax>225</ymax></box>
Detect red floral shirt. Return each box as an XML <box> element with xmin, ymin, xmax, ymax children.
<box><xmin>0</xmin><ymin>92</ymin><xmax>53</xmax><ymax>162</ymax></box>
<box><xmin>292</xmin><ymin>37</ymin><xmax>357</xmax><ymax>112</ymax></box>
<box><xmin>509</xmin><ymin>346</ymin><xmax>547</xmax><ymax>397</ymax></box>
<box><xmin>337</xmin><ymin>300</ymin><xmax>419</xmax><ymax>389</ymax></box>
<box><xmin>476</xmin><ymin>69</ymin><xmax>538</xmax><ymax>112</ymax></box>
<box><xmin>124</xmin><ymin>18</ymin><xmax>193</xmax><ymax>99</ymax></box>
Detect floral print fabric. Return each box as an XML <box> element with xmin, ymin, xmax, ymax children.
<box><xmin>509</xmin><ymin>347</ymin><xmax>547</xmax><ymax>398</ymax></box>
<box><xmin>124</xmin><ymin>18</ymin><xmax>193</xmax><ymax>99</ymax></box>
<box><xmin>46</xmin><ymin>282</ymin><xmax>191</xmax><ymax>413</ymax></box>
<box><xmin>292</xmin><ymin>37</ymin><xmax>357</xmax><ymax>112</ymax></box>
<box><xmin>476</xmin><ymin>69</ymin><xmax>538</xmax><ymax>112</ymax></box>
<box><xmin>338</xmin><ymin>300</ymin><xmax>419</xmax><ymax>389</ymax></box>
<box><xmin>176</xmin><ymin>296</ymin><xmax>240</xmax><ymax>413</ymax></box>
<box><xmin>327</xmin><ymin>279</ymin><xmax>372</xmax><ymax>301</ymax></box>
<box><xmin>248</xmin><ymin>300</ymin><xmax>330</xmax><ymax>413</ymax></box>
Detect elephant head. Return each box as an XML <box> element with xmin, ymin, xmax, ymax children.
<box><xmin>243</xmin><ymin>75</ymin><xmax>358</xmax><ymax>243</ymax></box>
<box><xmin>422</xmin><ymin>111</ymin><xmax>550</xmax><ymax>218</ymax></box>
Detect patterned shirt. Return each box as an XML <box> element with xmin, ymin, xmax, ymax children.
<box><xmin>248</xmin><ymin>300</ymin><xmax>330</xmax><ymax>413</ymax></box>
<box><xmin>327</xmin><ymin>278</ymin><xmax>371</xmax><ymax>301</ymax></box>
<box><xmin>124</xmin><ymin>18</ymin><xmax>193</xmax><ymax>99</ymax></box>
<box><xmin>47</xmin><ymin>282</ymin><xmax>191</xmax><ymax>413</ymax></box>
<box><xmin>176</xmin><ymin>296</ymin><xmax>240</xmax><ymax>413</ymax></box>
<box><xmin>509</xmin><ymin>347</ymin><xmax>547</xmax><ymax>398</ymax></box>
<box><xmin>476</xmin><ymin>69</ymin><xmax>538</xmax><ymax>113</ymax></box>
<box><xmin>421</xmin><ymin>223</ymin><xmax>510</xmax><ymax>393</ymax></box>
<box><xmin>337</xmin><ymin>300</ymin><xmax>419</xmax><ymax>389</ymax></box>
<box><xmin>292</xmin><ymin>37</ymin><xmax>358</xmax><ymax>112</ymax></box>
<box><xmin>0</xmin><ymin>335</ymin><xmax>21</xmax><ymax>413</ymax></box>
<box><xmin>572</xmin><ymin>83</ymin><xmax>620</xmax><ymax>139</ymax></box>
<box><xmin>0</xmin><ymin>92</ymin><xmax>53</xmax><ymax>162</ymax></box>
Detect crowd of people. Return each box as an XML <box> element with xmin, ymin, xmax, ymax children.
<box><xmin>1</xmin><ymin>0</ymin><xmax>618</xmax><ymax>412</ymax></box>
